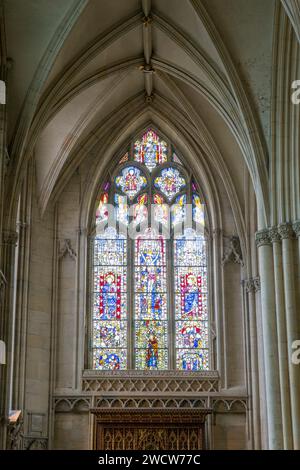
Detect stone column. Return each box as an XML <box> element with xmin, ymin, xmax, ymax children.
<box><xmin>0</xmin><ymin>230</ymin><xmax>18</xmax><ymax>449</ymax></box>
<box><xmin>244</xmin><ymin>277</ymin><xmax>261</xmax><ymax>449</ymax></box>
<box><xmin>279</xmin><ymin>223</ymin><xmax>300</xmax><ymax>449</ymax></box>
<box><xmin>255</xmin><ymin>229</ymin><xmax>283</xmax><ymax>449</ymax></box>
<box><xmin>269</xmin><ymin>227</ymin><xmax>292</xmax><ymax>449</ymax></box>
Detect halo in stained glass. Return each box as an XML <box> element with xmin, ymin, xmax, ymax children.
<box><xmin>115</xmin><ymin>166</ymin><xmax>147</xmax><ymax>200</ymax></box>
<box><xmin>154</xmin><ymin>167</ymin><xmax>186</xmax><ymax>201</ymax></box>
<box><xmin>134</xmin><ymin>129</ymin><xmax>167</xmax><ymax>171</ymax></box>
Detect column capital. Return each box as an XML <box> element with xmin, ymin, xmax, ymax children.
<box><xmin>278</xmin><ymin>222</ymin><xmax>294</xmax><ymax>240</ymax></box>
<box><xmin>255</xmin><ymin>229</ymin><xmax>271</xmax><ymax>247</ymax></box>
<box><xmin>269</xmin><ymin>226</ymin><xmax>281</xmax><ymax>243</ymax></box>
<box><xmin>1</xmin><ymin>230</ymin><xmax>18</xmax><ymax>246</ymax></box>
<box><xmin>244</xmin><ymin>276</ymin><xmax>261</xmax><ymax>293</ymax></box>
<box><xmin>292</xmin><ymin>220</ymin><xmax>300</xmax><ymax>238</ymax></box>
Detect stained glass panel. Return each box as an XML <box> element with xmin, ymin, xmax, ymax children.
<box><xmin>115</xmin><ymin>194</ymin><xmax>128</xmax><ymax>226</ymax></box>
<box><xmin>133</xmin><ymin>193</ymin><xmax>148</xmax><ymax>225</ymax></box>
<box><xmin>153</xmin><ymin>193</ymin><xmax>169</xmax><ymax>226</ymax></box>
<box><xmin>174</xmin><ymin>229</ymin><xmax>208</xmax><ymax>370</ymax></box>
<box><xmin>172</xmin><ymin>194</ymin><xmax>186</xmax><ymax>226</ymax></box>
<box><xmin>115</xmin><ymin>166</ymin><xmax>147</xmax><ymax>200</ymax></box>
<box><xmin>93</xmin><ymin>129</ymin><xmax>210</xmax><ymax>372</ymax></box>
<box><xmin>92</xmin><ymin>232</ymin><xmax>127</xmax><ymax>369</ymax></box>
<box><xmin>154</xmin><ymin>167</ymin><xmax>186</xmax><ymax>201</ymax></box>
<box><xmin>134</xmin><ymin>231</ymin><xmax>168</xmax><ymax>369</ymax></box>
<box><xmin>96</xmin><ymin>192</ymin><xmax>109</xmax><ymax>225</ymax></box>
<box><xmin>134</xmin><ymin>129</ymin><xmax>167</xmax><ymax>171</ymax></box>
<box><xmin>193</xmin><ymin>194</ymin><xmax>204</xmax><ymax>226</ymax></box>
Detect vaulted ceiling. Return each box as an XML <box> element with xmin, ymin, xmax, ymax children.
<box><xmin>3</xmin><ymin>0</ymin><xmax>284</xmax><ymax>226</ymax></box>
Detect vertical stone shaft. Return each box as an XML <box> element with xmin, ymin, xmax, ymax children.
<box><xmin>256</xmin><ymin>230</ymin><xmax>283</xmax><ymax>449</ymax></box>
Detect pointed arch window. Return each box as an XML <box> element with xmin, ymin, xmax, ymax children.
<box><xmin>91</xmin><ymin>129</ymin><xmax>209</xmax><ymax>371</ymax></box>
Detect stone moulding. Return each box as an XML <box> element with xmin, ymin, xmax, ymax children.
<box><xmin>81</xmin><ymin>370</ymin><xmax>220</xmax><ymax>394</ymax></box>
<box><xmin>53</xmin><ymin>395</ymin><xmax>247</xmax><ymax>414</ymax></box>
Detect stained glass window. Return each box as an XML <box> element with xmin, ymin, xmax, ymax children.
<box><xmin>134</xmin><ymin>129</ymin><xmax>167</xmax><ymax>171</ymax></box>
<box><xmin>115</xmin><ymin>166</ymin><xmax>147</xmax><ymax>200</ymax></box>
<box><xmin>92</xmin><ymin>228</ymin><xmax>127</xmax><ymax>370</ymax></box>
<box><xmin>134</xmin><ymin>230</ymin><xmax>168</xmax><ymax>369</ymax></box>
<box><xmin>154</xmin><ymin>167</ymin><xmax>186</xmax><ymax>201</ymax></box>
<box><xmin>91</xmin><ymin>128</ymin><xmax>209</xmax><ymax>372</ymax></box>
<box><xmin>174</xmin><ymin>229</ymin><xmax>208</xmax><ymax>370</ymax></box>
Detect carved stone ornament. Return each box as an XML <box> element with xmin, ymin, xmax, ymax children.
<box><xmin>222</xmin><ymin>236</ymin><xmax>244</xmax><ymax>266</ymax></box>
<box><xmin>278</xmin><ymin>223</ymin><xmax>295</xmax><ymax>240</ymax></box>
<box><xmin>292</xmin><ymin>220</ymin><xmax>300</xmax><ymax>238</ymax></box>
<box><xmin>2</xmin><ymin>230</ymin><xmax>18</xmax><ymax>246</ymax></box>
<box><xmin>244</xmin><ymin>277</ymin><xmax>261</xmax><ymax>293</ymax></box>
<box><xmin>269</xmin><ymin>227</ymin><xmax>281</xmax><ymax>243</ymax></box>
<box><xmin>255</xmin><ymin>229</ymin><xmax>271</xmax><ymax>247</ymax></box>
<box><xmin>59</xmin><ymin>239</ymin><xmax>77</xmax><ymax>261</ymax></box>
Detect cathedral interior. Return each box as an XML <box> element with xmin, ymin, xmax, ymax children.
<box><xmin>0</xmin><ymin>0</ymin><xmax>300</xmax><ymax>451</ymax></box>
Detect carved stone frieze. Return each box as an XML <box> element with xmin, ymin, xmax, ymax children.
<box><xmin>81</xmin><ymin>370</ymin><xmax>220</xmax><ymax>394</ymax></box>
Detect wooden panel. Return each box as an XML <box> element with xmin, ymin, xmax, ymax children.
<box><xmin>92</xmin><ymin>409</ymin><xmax>208</xmax><ymax>450</ymax></box>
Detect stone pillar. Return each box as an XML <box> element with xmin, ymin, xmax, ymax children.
<box><xmin>255</xmin><ymin>229</ymin><xmax>283</xmax><ymax>449</ymax></box>
<box><xmin>0</xmin><ymin>230</ymin><xmax>18</xmax><ymax>449</ymax></box>
<box><xmin>278</xmin><ymin>223</ymin><xmax>300</xmax><ymax>449</ymax></box>
<box><xmin>244</xmin><ymin>277</ymin><xmax>261</xmax><ymax>449</ymax></box>
<box><xmin>269</xmin><ymin>227</ymin><xmax>292</xmax><ymax>449</ymax></box>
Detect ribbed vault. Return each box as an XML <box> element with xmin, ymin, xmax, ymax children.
<box><xmin>4</xmin><ymin>0</ymin><xmax>277</xmax><ymax>228</ymax></box>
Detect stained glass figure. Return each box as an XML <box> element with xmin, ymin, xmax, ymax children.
<box><xmin>115</xmin><ymin>194</ymin><xmax>128</xmax><ymax>226</ymax></box>
<box><xmin>154</xmin><ymin>167</ymin><xmax>186</xmax><ymax>201</ymax></box>
<box><xmin>171</xmin><ymin>194</ymin><xmax>186</xmax><ymax>226</ymax></box>
<box><xmin>115</xmin><ymin>166</ymin><xmax>147</xmax><ymax>200</ymax></box>
<box><xmin>93</xmin><ymin>129</ymin><xmax>209</xmax><ymax>372</ymax></box>
<box><xmin>134</xmin><ymin>129</ymin><xmax>167</xmax><ymax>172</ymax></box>
<box><xmin>193</xmin><ymin>194</ymin><xmax>204</xmax><ymax>226</ymax></box>
<box><xmin>153</xmin><ymin>193</ymin><xmax>169</xmax><ymax>227</ymax></box>
<box><xmin>96</xmin><ymin>192</ymin><xmax>109</xmax><ymax>224</ymax></box>
<box><xmin>92</xmin><ymin>229</ymin><xmax>127</xmax><ymax>370</ymax></box>
<box><xmin>133</xmin><ymin>193</ymin><xmax>148</xmax><ymax>225</ymax></box>
<box><xmin>174</xmin><ymin>229</ymin><xmax>208</xmax><ymax>371</ymax></box>
<box><xmin>134</xmin><ymin>230</ymin><xmax>168</xmax><ymax>369</ymax></box>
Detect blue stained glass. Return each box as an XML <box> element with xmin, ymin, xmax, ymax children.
<box><xmin>92</xmin><ymin>230</ymin><xmax>127</xmax><ymax>370</ymax></box>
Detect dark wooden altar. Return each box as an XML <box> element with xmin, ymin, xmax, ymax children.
<box><xmin>91</xmin><ymin>408</ymin><xmax>210</xmax><ymax>450</ymax></box>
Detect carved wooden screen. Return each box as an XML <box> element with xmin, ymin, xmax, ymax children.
<box><xmin>92</xmin><ymin>409</ymin><xmax>208</xmax><ymax>451</ymax></box>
